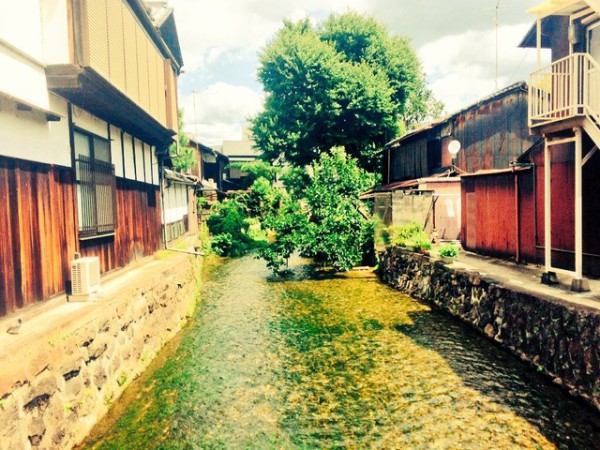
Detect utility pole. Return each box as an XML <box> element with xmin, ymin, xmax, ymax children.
<box><xmin>192</xmin><ymin>90</ymin><xmax>201</xmax><ymax>179</ymax></box>
<box><xmin>495</xmin><ymin>0</ymin><xmax>500</xmax><ymax>91</ymax></box>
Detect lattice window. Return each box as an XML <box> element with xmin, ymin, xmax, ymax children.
<box><xmin>74</xmin><ymin>130</ymin><xmax>117</xmax><ymax>238</ymax></box>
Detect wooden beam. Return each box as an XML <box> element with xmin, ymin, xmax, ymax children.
<box><xmin>586</xmin><ymin>0</ymin><xmax>600</xmax><ymax>15</ymax></box>
<box><xmin>544</xmin><ymin>138</ymin><xmax>552</xmax><ymax>272</ymax></box>
<box><xmin>575</xmin><ymin>127</ymin><xmax>583</xmax><ymax>278</ymax></box>
<box><xmin>581</xmin><ymin>145</ymin><xmax>598</xmax><ymax>165</ymax></box>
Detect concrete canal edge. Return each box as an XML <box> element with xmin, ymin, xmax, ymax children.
<box><xmin>0</xmin><ymin>253</ymin><xmax>200</xmax><ymax>450</ymax></box>
<box><xmin>379</xmin><ymin>247</ymin><xmax>600</xmax><ymax>413</ymax></box>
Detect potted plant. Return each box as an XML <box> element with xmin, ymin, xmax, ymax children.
<box><xmin>438</xmin><ymin>243</ymin><xmax>459</xmax><ymax>263</ymax></box>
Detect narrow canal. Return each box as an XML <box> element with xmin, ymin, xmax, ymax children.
<box><xmin>83</xmin><ymin>256</ymin><xmax>600</xmax><ymax>449</ymax></box>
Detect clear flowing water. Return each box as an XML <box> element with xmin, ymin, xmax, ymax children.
<box><xmin>82</xmin><ymin>256</ymin><xmax>600</xmax><ymax>449</ymax></box>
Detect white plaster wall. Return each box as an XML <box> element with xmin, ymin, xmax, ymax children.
<box><xmin>40</xmin><ymin>0</ymin><xmax>70</xmax><ymax>64</ymax></box>
<box><xmin>0</xmin><ymin>94</ymin><xmax>70</xmax><ymax>166</ymax></box>
<box><xmin>0</xmin><ymin>46</ymin><xmax>49</xmax><ymax>111</ymax></box>
<box><xmin>122</xmin><ymin>133</ymin><xmax>135</xmax><ymax>180</ymax></box>
<box><xmin>163</xmin><ymin>183</ymin><xmax>188</xmax><ymax>224</ymax></box>
<box><xmin>71</xmin><ymin>107</ymin><xmax>108</xmax><ymax>139</ymax></box>
<box><xmin>152</xmin><ymin>147</ymin><xmax>159</xmax><ymax>186</ymax></box>
<box><xmin>135</xmin><ymin>138</ymin><xmax>145</xmax><ymax>182</ymax></box>
<box><xmin>110</xmin><ymin>125</ymin><xmax>125</xmax><ymax>178</ymax></box>
<box><xmin>144</xmin><ymin>145</ymin><xmax>153</xmax><ymax>184</ymax></box>
<box><xmin>0</xmin><ymin>0</ymin><xmax>50</xmax><ymax>110</ymax></box>
<box><xmin>117</xmin><ymin>134</ymin><xmax>158</xmax><ymax>184</ymax></box>
<box><xmin>0</xmin><ymin>0</ymin><xmax>43</xmax><ymax>60</ymax></box>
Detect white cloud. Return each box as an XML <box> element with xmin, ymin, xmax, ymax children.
<box><xmin>192</xmin><ymin>123</ymin><xmax>245</xmax><ymax>147</ymax></box>
<box><xmin>170</xmin><ymin>0</ymin><xmax>373</xmax><ymax>72</ymax></box>
<box><xmin>419</xmin><ymin>22</ymin><xmax>541</xmax><ymax>112</ymax></box>
<box><xmin>179</xmin><ymin>82</ymin><xmax>264</xmax><ymax>145</ymax></box>
<box><xmin>168</xmin><ymin>0</ymin><xmax>544</xmax><ymax>145</ymax></box>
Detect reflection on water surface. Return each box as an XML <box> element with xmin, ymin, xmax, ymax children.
<box><xmin>83</xmin><ymin>256</ymin><xmax>600</xmax><ymax>450</ymax></box>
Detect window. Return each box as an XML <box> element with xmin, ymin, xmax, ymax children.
<box><xmin>74</xmin><ymin>130</ymin><xmax>117</xmax><ymax>238</ymax></box>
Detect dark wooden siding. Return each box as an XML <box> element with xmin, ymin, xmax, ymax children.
<box><xmin>0</xmin><ymin>157</ymin><xmax>78</xmax><ymax>316</ymax></box>
<box><xmin>461</xmin><ymin>172</ymin><xmax>518</xmax><ymax>259</ymax></box>
<box><xmin>461</xmin><ymin>168</ymin><xmax>543</xmax><ymax>266</ymax></box>
<box><xmin>0</xmin><ymin>156</ymin><xmax>162</xmax><ymax>317</ymax></box>
<box><xmin>385</xmin><ymin>85</ymin><xmax>536</xmax><ymax>185</ymax></box>
<box><xmin>387</xmin><ymin>137</ymin><xmax>429</xmax><ymax>182</ymax></box>
<box><xmin>516</xmin><ymin>166</ymin><xmax>543</xmax><ymax>265</ymax></box>
<box><xmin>463</xmin><ymin>136</ymin><xmax>600</xmax><ymax>276</ymax></box>
<box><xmin>80</xmin><ymin>178</ymin><xmax>162</xmax><ymax>273</ymax></box>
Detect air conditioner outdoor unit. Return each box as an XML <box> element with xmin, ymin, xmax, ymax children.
<box><xmin>70</xmin><ymin>256</ymin><xmax>100</xmax><ymax>300</ymax></box>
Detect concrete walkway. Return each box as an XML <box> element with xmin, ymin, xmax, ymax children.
<box><xmin>449</xmin><ymin>250</ymin><xmax>600</xmax><ymax>311</ymax></box>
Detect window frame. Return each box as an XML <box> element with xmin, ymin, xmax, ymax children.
<box><xmin>73</xmin><ymin>128</ymin><xmax>117</xmax><ymax>240</ymax></box>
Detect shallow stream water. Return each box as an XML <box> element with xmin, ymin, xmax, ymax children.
<box><xmin>82</xmin><ymin>256</ymin><xmax>600</xmax><ymax>449</ymax></box>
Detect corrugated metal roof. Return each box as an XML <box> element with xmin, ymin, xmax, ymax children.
<box><xmin>361</xmin><ymin>168</ymin><xmax>460</xmax><ymax>198</ymax></box>
<box><xmin>386</xmin><ymin>81</ymin><xmax>528</xmax><ymax>148</ymax></box>
<box><xmin>164</xmin><ymin>168</ymin><xmax>198</xmax><ymax>185</ymax></box>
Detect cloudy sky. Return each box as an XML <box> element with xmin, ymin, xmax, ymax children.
<box><xmin>170</xmin><ymin>0</ymin><xmax>545</xmax><ymax>146</ymax></box>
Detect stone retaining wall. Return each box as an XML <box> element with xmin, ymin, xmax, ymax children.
<box><xmin>0</xmin><ymin>256</ymin><xmax>199</xmax><ymax>450</ymax></box>
<box><xmin>378</xmin><ymin>247</ymin><xmax>600</xmax><ymax>412</ymax></box>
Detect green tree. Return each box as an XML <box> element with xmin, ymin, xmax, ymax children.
<box><xmin>169</xmin><ymin>110</ymin><xmax>196</xmax><ymax>172</ymax></box>
<box><xmin>259</xmin><ymin>148</ymin><xmax>377</xmax><ymax>272</ymax></box>
<box><xmin>206</xmin><ymin>197</ymin><xmax>254</xmax><ymax>256</ymax></box>
<box><xmin>257</xmin><ymin>200</ymin><xmax>308</xmax><ymax>272</ymax></box>
<box><xmin>252</xmin><ymin>12</ymin><xmax>440</xmax><ymax>173</ymax></box>
<box><xmin>302</xmin><ymin>148</ymin><xmax>377</xmax><ymax>270</ymax></box>
<box><xmin>228</xmin><ymin>160</ymin><xmax>280</xmax><ymax>190</ymax></box>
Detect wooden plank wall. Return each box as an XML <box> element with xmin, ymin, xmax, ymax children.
<box><xmin>80</xmin><ymin>178</ymin><xmax>162</xmax><ymax>273</ymax></box>
<box><xmin>0</xmin><ymin>158</ymin><xmax>162</xmax><ymax>317</ymax></box>
<box><xmin>0</xmin><ymin>157</ymin><xmax>78</xmax><ymax>316</ymax></box>
<box><xmin>461</xmin><ymin>173</ymin><xmax>518</xmax><ymax>259</ymax></box>
<box><xmin>388</xmin><ymin>137</ymin><xmax>429</xmax><ymax>182</ymax></box>
<box><xmin>453</xmin><ymin>90</ymin><xmax>537</xmax><ymax>173</ymax></box>
<box><xmin>462</xmin><ymin>138</ymin><xmax>600</xmax><ymax>275</ymax></box>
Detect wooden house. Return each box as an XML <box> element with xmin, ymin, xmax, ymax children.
<box><xmin>518</xmin><ymin>0</ymin><xmax>600</xmax><ymax>287</ymax></box>
<box><xmin>216</xmin><ymin>124</ymin><xmax>262</xmax><ymax>189</ymax></box>
<box><xmin>0</xmin><ymin>0</ymin><xmax>182</xmax><ymax>317</ymax></box>
<box><xmin>374</xmin><ymin>82</ymin><xmax>536</xmax><ymax>241</ymax></box>
<box><xmin>162</xmin><ymin>168</ymin><xmax>198</xmax><ymax>242</ymax></box>
<box><xmin>188</xmin><ymin>137</ymin><xmax>229</xmax><ymax>201</ymax></box>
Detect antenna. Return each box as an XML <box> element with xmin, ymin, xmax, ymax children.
<box><xmin>495</xmin><ymin>0</ymin><xmax>500</xmax><ymax>91</ymax></box>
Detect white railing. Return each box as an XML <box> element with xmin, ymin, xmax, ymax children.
<box><xmin>529</xmin><ymin>53</ymin><xmax>600</xmax><ymax>127</ymax></box>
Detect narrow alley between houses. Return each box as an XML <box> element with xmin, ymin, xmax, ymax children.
<box><xmin>82</xmin><ymin>256</ymin><xmax>600</xmax><ymax>450</ymax></box>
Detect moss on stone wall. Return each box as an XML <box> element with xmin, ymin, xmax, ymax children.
<box><xmin>378</xmin><ymin>247</ymin><xmax>600</xmax><ymax>413</ymax></box>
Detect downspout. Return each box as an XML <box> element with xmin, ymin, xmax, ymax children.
<box><xmin>510</xmin><ymin>161</ymin><xmax>535</xmax><ymax>262</ymax></box>
<box><xmin>532</xmin><ymin>163</ymin><xmax>538</xmax><ymax>246</ymax></box>
<box><xmin>514</xmin><ymin>166</ymin><xmax>521</xmax><ymax>263</ymax></box>
<box><xmin>387</xmin><ymin>147</ymin><xmax>391</xmax><ymax>183</ymax></box>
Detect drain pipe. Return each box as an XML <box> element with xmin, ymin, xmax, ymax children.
<box><xmin>510</xmin><ymin>161</ymin><xmax>535</xmax><ymax>263</ymax></box>
<box><xmin>166</xmin><ymin>247</ymin><xmax>205</xmax><ymax>256</ymax></box>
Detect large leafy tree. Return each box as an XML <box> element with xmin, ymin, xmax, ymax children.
<box><xmin>258</xmin><ymin>148</ymin><xmax>377</xmax><ymax>272</ymax></box>
<box><xmin>252</xmin><ymin>12</ymin><xmax>438</xmax><ymax>173</ymax></box>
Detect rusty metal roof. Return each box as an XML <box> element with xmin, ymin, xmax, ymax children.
<box><xmin>386</xmin><ymin>82</ymin><xmax>528</xmax><ymax>148</ymax></box>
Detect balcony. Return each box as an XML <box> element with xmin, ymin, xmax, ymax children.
<box><xmin>529</xmin><ymin>53</ymin><xmax>600</xmax><ymax>130</ymax></box>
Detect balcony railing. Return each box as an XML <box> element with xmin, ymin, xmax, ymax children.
<box><xmin>529</xmin><ymin>53</ymin><xmax>600</xmax><ymax>128</ymax></box>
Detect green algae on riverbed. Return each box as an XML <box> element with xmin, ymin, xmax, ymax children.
<box><xmin>82</xmin><ymin>257</ymin><xmax>600</xmax><ymax>449</ymax></box>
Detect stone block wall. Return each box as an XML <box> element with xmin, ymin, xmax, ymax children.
<box><xmin>378</xmin><ymin>247</ymin><xmax>600</xmax><ymax>412</ymax></box>
<box><xmin>0</xmin><ymin>256</ymin><xmax>199</xmax><ymax>450</ymax></box>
